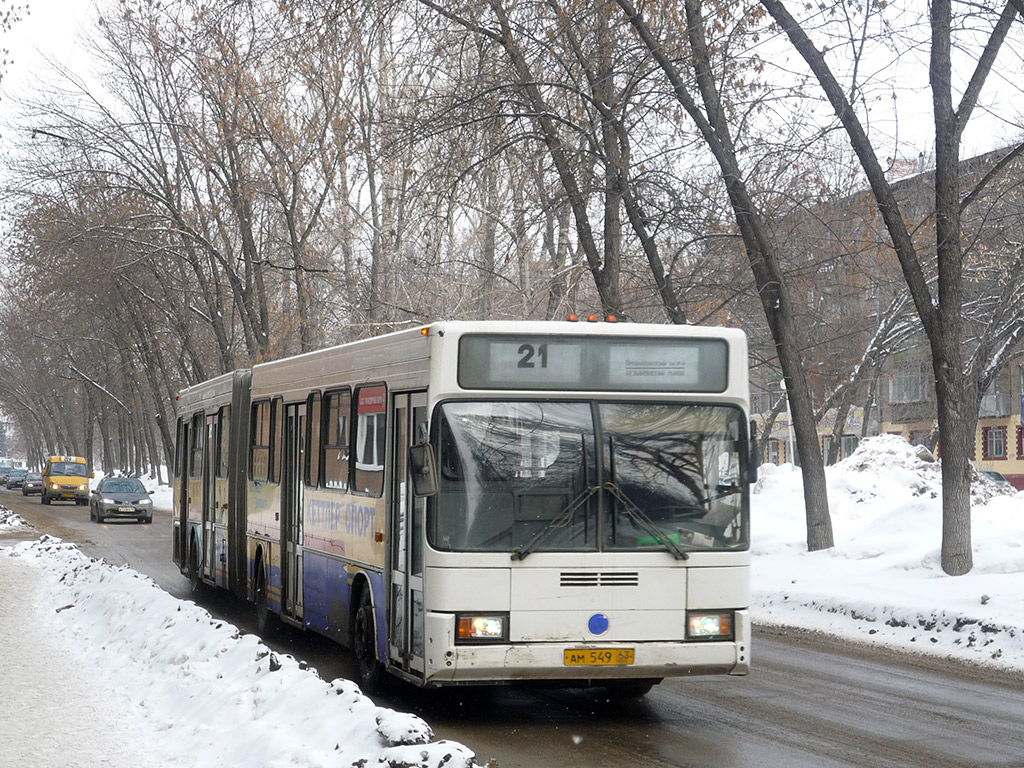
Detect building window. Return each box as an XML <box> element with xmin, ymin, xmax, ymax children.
<box><xmin>768</xmin><ymin>439</ymin><xmax>781</xmax><ymax>465</ymax></box>
<box><xmin>908</xmin><ymin>430</ymin><xmax>931</xmax><ymax>448</ymax></box>
<box><xmin>841</xmin><ymin>435</ymin><xmax>858</xmax><ymax>458</ymax></box>
<box><xmin>821</xmin><ymin>435</ymin><xmax>834</xmax><ymax>464</ymax></box>
<box><xmin>750</xmin><ymin>391</ymin><xmax>774</xmax><ymax>415</ymax></box>
<box><xmin>1017</xmin><ymin>426</ymin><xmax>1024</xmax><ymax>459</ymax></box>
<box><xmin>979</xmin><ymin>373</ymin><xmax>1012</xmax><ymax>417</ymax></box>
<box><xmin>888</xmin><ymin>365</ymin><xmax>930</xmax><ymax>404</ymax></box>
<box><xmin>982</xmin><ymin>427</ymin><xmax>1007</xmax><ymax>460</ymax></box>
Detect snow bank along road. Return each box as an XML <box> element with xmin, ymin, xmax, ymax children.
<box><xmin>0</xmin><ymin>549</ymin><xmax>159</xmax><ymax>768</ymax></box>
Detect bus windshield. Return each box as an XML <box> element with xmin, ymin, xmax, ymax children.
<box><xmin>431</xmin><ymin>400</ymin><xmax>748</xmax><ymax>555</ymax></box>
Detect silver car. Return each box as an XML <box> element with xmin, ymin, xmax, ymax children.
<box><xmin>90</xmin><ymin>477</ymin><xmax>154</xmax><ymax>524</ymax></box>
<box><xmin>21</xmin><ymin>471</ymin><xmax>42</xmax><ymax>495</ymax></box>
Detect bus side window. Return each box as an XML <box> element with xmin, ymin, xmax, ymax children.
<box><xmin>190</xmin><ymin>413</ymin><xmax>204</xmax><ymax>478</ymax></box>
<box><xmin>174</xmin><ymin>417</ymin><xmax>185</xmax><ymax>479</ymax></box>
<box><xmin>251</xmin><ymin>401</ymin><xmax>271</xmax><ymax>483</ymax></box>
<box><xmin>355</xmin><ymin>385</ymin><xmax>386</xmax><ymax>497</ymax></box>
<box><xmin>216</xmin><ymin>405</ymin><xmax>231</xmax><ymax>479</ymax></box>
<box><xmin>270</xmin><ymin>396</ymin><xmax>283</xmax><ymax>484</ymax></box>
<box><xmin>323</xmin><ymin>389</ymin><xmax>350</xmax><ymax>490</ymax></box>
<box><xmin>306</xmin><ymin>392</ymin><xmax>322</xmax><ymax>488</ymax></box>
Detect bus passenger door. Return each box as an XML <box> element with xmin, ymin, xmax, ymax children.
<box><xmin>173</xmin><ymin>419</ymin><xmax>189</xmax><ymax>568</ymax></box>
<box><xmin>389</xmin><ymin>392</ymin><xmax>427</xmax><ymax>678</ymax></box>
<box><xmin>201</xmin><ymin>414</ymin><xmax>217</xmax><ymax>586</ymax></box>
<box><xmin>281</xmin><ymin>403</ymin><xmax>304</xmax><ymax>623</ymax></box>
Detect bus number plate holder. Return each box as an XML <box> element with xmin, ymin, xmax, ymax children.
<box><xmin>564</xmin><ymin>648</ymin><xmax>635</xmax><ymax>666</ymax></box>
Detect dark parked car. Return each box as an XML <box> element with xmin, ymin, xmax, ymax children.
<box><xmin>22</xmin><ymin>472</ymin><xmax>43</xmax><ymax>496</ymax></box>
<box><xmin>90</xmin><ymin>477</ymin><xmax>154</xmax><ymax>524</ymax></box>
<box><xmin>6</xmin><ymin>468</ymin><xmax>28</xmax><ymax>489</ymax></box>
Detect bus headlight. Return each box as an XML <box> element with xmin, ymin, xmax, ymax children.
<box><xmin>455</xmin><ymin>613</ymin><xmax>508</xmax><ymax>644</ymax></box>
<box><xmin>686</xmin><ymin>611</ymin><xmax>734</xmax><ymax>640</ymax></box>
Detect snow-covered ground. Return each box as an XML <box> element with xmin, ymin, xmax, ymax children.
<box><xmin>1</xmin><ymin>434</ymin><xmax>1021</xmax><ymax>766</ymax></box>
<box><xmin>751</xmin><ymin>435</ymin><xmax>1024</xmax><ymax>669</ymax></box>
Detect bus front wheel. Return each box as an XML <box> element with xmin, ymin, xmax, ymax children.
<box><xmin>353</xmin><ymin>588</ymin><xmax>383</xmax><ymax>694</ymax></box>
<box><xmin>188</xmin><ymin>538</ymin><xmax>202</xmax><ymax>594</ymax></box>
<box><xmin>604</xmin><ymin>678</ymin><xmax>661</xmax><ymax>698</ymax></box>
<box><xmin>254</xmin><ymin>560</ymin><xmax>274</xmax><ymax>634</ymax></box>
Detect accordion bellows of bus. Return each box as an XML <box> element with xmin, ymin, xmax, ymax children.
<box><xmin>172</xmin><ymin>320</ymin><xmax>753</xmax><ymax>696</ymax></box>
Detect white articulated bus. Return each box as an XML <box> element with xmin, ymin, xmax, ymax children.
<box><xmin>173</xmin><ymin>320</ymin><xmax>753</xmax><ymax>696</ymax></box>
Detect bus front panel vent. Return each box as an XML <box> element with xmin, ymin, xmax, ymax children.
<box><xmin>560</xmin><ymin>571</ymin><xmax>639</xmax><ymax>588</ymax></box>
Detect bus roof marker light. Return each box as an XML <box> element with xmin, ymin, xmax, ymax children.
<box><xmin>420</xmin><ymin>327</ymin><xmax>429</xmax><ymax>336</ymax></box>
<box><xmin>586</xmin><ymin>314</ymin><xmax>599</xmax><ymax>322</ymax></box>
<box><xmin>567</xmin><ymin>314</ymin><xmax>579</xmax><ymax>322</ymax></box>
<box><xmin>605</xmin><ymin>314</ymin><xmax>618</xmax><ymax>323</ymax></box>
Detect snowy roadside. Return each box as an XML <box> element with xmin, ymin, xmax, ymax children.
<box><xmin>1</xmin><ymin>534</ymin><xmax>478</xmax><ymax>768</ymax></box>
<box><xmin>750</xmin><ymin>435</ymin><xmax>1024</xmax><ymax>673</ymax></box>
<box><xmin>0</xmin><ymin>546</ymin><xmax>161</xmax><ymax>768</ymax></box>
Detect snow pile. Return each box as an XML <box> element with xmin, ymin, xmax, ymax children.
<box><xmin>752</xmin><ymin>434</ymin><xmax>1024</xmax><ymax>670</ymax></box>
<box><xmin>6</xmin><ymin>537</ymin><xmax>478</xmax><ymax>768</ymax></box>
<box><xmin>0</xmin><ymin>506</ymin><xmax>29</xmax><ymax>531</ymax></box>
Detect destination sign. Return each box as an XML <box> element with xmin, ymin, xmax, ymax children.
<box><xmin>458</xmin><ymin>335</ymin><xmax>727</xmax><ymax>392</ymax></box>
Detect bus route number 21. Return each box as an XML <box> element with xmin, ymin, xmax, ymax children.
<box><xmin>517</xmin><ymin>343</ymin><xmax>548</xmax><ymax>369</ymax></box>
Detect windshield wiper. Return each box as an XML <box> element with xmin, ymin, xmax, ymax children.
<box><xmin>511</xmin><ymin>484</ymin><xmax>601</xmax><ymax>561</ymax></box>
<box><xmin>603</xmin><ymin>482</ymin><xmax>690</xmax><ymax>560</ymax></box>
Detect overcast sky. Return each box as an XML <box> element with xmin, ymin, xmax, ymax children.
<box><xmin>2</xmin><ymin>0</ymin><xmax>93</xmax><ymax>99</ymax></box>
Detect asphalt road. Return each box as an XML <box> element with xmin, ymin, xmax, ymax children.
<box><xmin>5</xmin><ymin>488</ymin><xmax>1024</xmax><ymax>768</ymax></box>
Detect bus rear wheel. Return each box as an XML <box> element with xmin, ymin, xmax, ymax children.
<box><xmin>353</xmin><ymin>588</ymin><xmax>383</xmax><ymax>694</ymax></box>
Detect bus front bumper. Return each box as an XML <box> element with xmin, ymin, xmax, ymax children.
<box><xmin>422</xmin><ymin>610</ymin><xmax>750</xmax><ymax>685</ymax></box>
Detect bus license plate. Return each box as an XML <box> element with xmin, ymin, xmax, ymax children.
<box><xmin>564</xmin><ymin>648</ymin><xmax>635</xmax><ymax>666</ymax></box>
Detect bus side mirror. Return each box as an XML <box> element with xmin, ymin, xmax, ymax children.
<box><xmin>409</xmin><ymin>443</ymin><xmax>438</xmax><ymax>497</ymax></box>
<box><xmin>748</xmin><ymin>419</ymin><xmax>759</xmax><ymax>484</ymax></box>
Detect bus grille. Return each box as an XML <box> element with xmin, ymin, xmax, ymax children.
<box><xmin>560</xmin><ymin>571</ymin><xmax>639</xmax><ymax>588</ymax></box>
